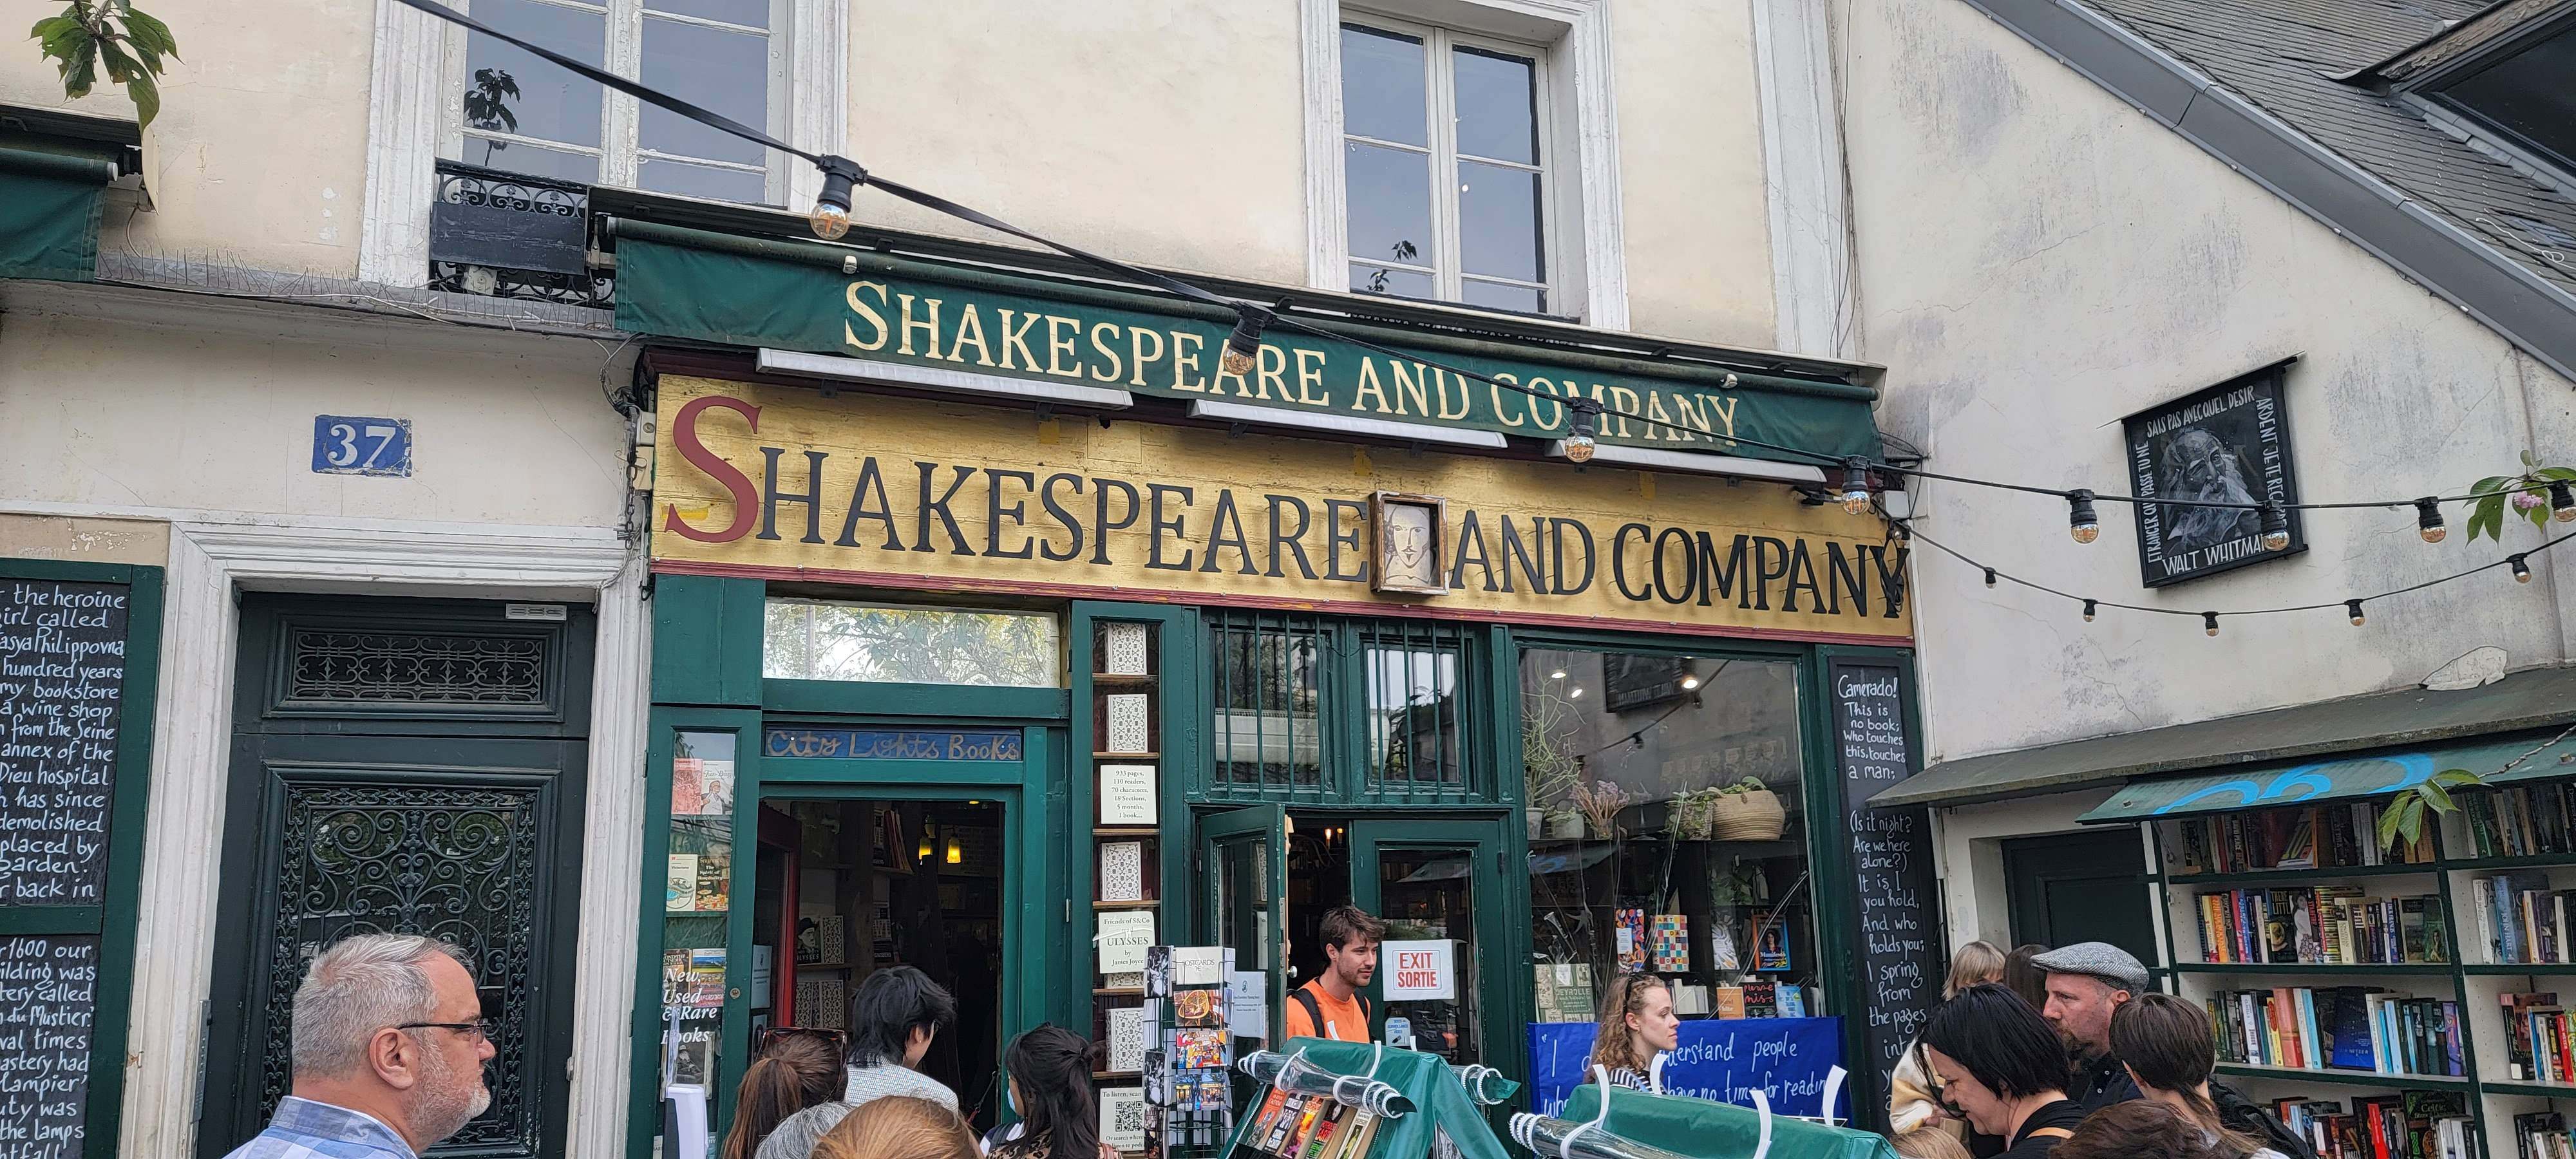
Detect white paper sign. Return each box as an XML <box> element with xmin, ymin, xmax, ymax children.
<box><xmin>1097</xmin><ymin>910</ymin><xmax>1157</xmax><ymax>974</ymax></box>
<box><xmin>1382</xmin><ymin>939</ymin><xmax>1457</xmax><ymax>1001</ymax></box>
<box><xmin>1101</xmin><ymin>1086</ymin><xmax>1148</xmax><ymax>1153</ymax></box>
<box><xmin>1229</xmin><ymin>970</ymin><xmax>1269</xmax><ymax>1041</ymax></box>
<box><xmin>1099</xmin><ymin>764</ymin><xmax>1158</xmax><ymax>826</ymax></box>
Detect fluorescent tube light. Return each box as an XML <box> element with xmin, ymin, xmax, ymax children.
<box><xmin>1187</xmin><ymin>399</ymin><xmax>1508</xmax><ymax>449</ymax></box>
<box><xmin>1541</xmin><ymin>440</ymin><xmax>1828</xmax><ymax>485</ymax></box>
<box><xmin>756</xmin><ymin>348</ymin><xmax>1135</xmax><ymax>410</ymax></box>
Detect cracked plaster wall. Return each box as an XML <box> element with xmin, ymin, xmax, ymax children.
<box><xmin>0</xmin><ymin>311</ymin><xmax>629</xmax><ymax>527</ymax></box>
<box><xmin>1839</xmin><ymin>0</ymin><xmax>2576</xmax><ymax>771</ymax></box>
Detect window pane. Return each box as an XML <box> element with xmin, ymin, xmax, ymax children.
<box><xmin>463</xmin><ymin>0</ymin><xmax>603</xmax><ymax>151</ymax></box>
<box><xmin>458</xmin><ymin>135</ymin><xmax>598</xmax><ymax>183</ymax></box>
<box><xmin>1211</xmin><ymin>620</ymin><xmax>1327</xmax><ymax>787</ymax></box>
<box><xmin>1341</xmin><ymin>25</ymin><xmax>1428</xmax><ymax>146</ymax></box>
<box><xmin>2438</xmin><ymin>28</ymin><xmax>2576</xmax><ymax>171</ymax></box>
<box><xmin>1453</xmin><ymin>46</ymin><xmax>1538</xmax><ymax>164</ymax></box>
<box><xmin>1459</xmin><ymin>161</ymin><xmax>1543</xmax><ymax>282</ymax></box>
<box><xmin>641</xmin><ymin>156</ymin><xmax>768</xmax><ymax>203</ymax></box>
<box><xmin>641</xmin><ymin>16</ymin><xmax>769</xmax><ymax>168</ymax></box>
<box><xmin>1460</xmin><ymin>279</ymin><xmax>1544</xmax><ymax>313</ymax></box>
<box><xmin>1521</xmin><ymin>651</ymin><xmax>1818</xmax><ymax>1021</ymax></box>
<box><xmin>663</xmin><ymin>729</ymin><xmax>734</xmax><ymax>1136</ymax></box>
<box><xmin>1368</xmin><ymin>643</ymin><xmax>1463</xmax><ymax>786</ymax></box>
<box><xmin>647</xmin><ymin>0</ymin><xmax>768</xmax><ymax>28</ymax></box>
<box><xmin>762</xmin><ymin>599</ymin><xmax>1063</xmax><ymax>686</ymax></box>
<box><xmin>1345</xmin><ymin>142</ymin><xmax>1432</xmax><ymax>270</ymax></box>
<box><xmin>1350</xmin><ymin>263</ymin><xmax>1435</xmax><ymax>299</ymax></box>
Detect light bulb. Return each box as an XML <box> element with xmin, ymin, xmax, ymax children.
<box><xmin>2082</xmin><ymin>599</ymin><xmax>2098</xmax><ymax>622</ymax></box>
<box><xmin>2347</xmin><ymin>599</ymin><xmax>2365</xmax><ymax>627</ymax></box>
<box><xmin>1562</xmin><ymin>404</ymin><xmax>1600</xmax><ymax>464</ymax></box>
<box><xmin>2417</xmin><ymin>497</ymin><xmax>2447</xmax><ymax>543</ymax></box>
<box><xmin>1839</xmin><ymin>458</ymin><xmax>1873</xmax><ymax>516</ymax></box>
<box><xmin>1984</xmin><ymin>567</ymin><xmax>1998</xmax><ymax>589</ymax></box>
<box><xmin>2067</xmin><ymin>489</ymin><xmax>2099</xmax><ymax>544</ymax></box>
<box><xmin>2260</xmin><ymin>503</ymin><xmax>2291</xmax><ymax>551</ymax></box>
<box><xmin>1680</xmin><ymin>675</ymin><xmax>1701</xmax><ymax>690</ymax></box>
<box><xmin>2203</xmin><ymin>612</ymin><xmax>2221</xmax><ymax>637</ymax></box>
<box><xmin>1549</xmin><ymin>670</ymin><xmax>1567</xmax><ymax>680</ymax></box>
<box><xmin>1569</xmin><ymin>687</ymin><xmax>1584</xmax><ymax>699</ymax></box>
<box><xmin>2513</xmin><ymin>555</ymin><xmax>2533</xmax><ymax>583</ymax></box>
<box><xmin>1562</xmin><ymin>431</ymin><xmax>1596</xmax><ymax>464</ymax></box>
<box><xmin>2553</xmin><ymin>482</ymin><xmax>2575</xmax><ymax>523</ymax></box>
<box><xmin>1222</xmin><ymin>305</ymin><xmax>1272</xmax><ymax>377</ymax></box>
<box><xmin>808</xmin><ymin>201</ymin><xmax>851</xmax><ymax>240</ymax></box>
<box><xmin>809</xmin><ymin>156</ymin><xmax>863</xmax><ymax>241</ymax></box>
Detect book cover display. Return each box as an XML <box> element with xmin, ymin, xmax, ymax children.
<box><xmin>1142</xmin><ymin>945</ymin><xmax>1239</xmax><ymax>1155</ymax></box>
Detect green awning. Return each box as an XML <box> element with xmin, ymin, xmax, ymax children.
<box><xmin>2076</xmin><ymin>728</ymin><xmax>2576</xmax><ymax>824</ymax></box>
<box><xmin>606</xmin><ymin>219</ymin><xmax>1884</xmax><ymax>464</ymax></box>
<box><xmin>0</xmin><ymin>145</ymin><xmax>115</xmax><ymax>282</ymax></box>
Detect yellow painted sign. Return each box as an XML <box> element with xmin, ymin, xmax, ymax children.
<box><xmin>648</xmin><ymin>377</ymin><xmax>1912</xmax><ymax>644</ymax></box>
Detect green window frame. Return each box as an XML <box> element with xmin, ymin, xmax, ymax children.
<box><xmin>1197</xmin><ymin>609</ymin><xmax>1497</xmax><ymax>807</ymax></box>
<box><xmin>0</xmin><ymin>557</ymin><xmax>163</xmax><ymax>1159</ymax></box>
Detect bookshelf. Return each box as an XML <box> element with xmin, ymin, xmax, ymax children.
<box><xmin>2142</xmin><ymin>775</ymin><xmax>2576</xmax><ymax>1159</ymax></box>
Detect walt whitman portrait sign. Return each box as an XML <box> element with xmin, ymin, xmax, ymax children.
<box><xmin>2123</xmin><ymin>359</ymin><xmax>2305</xmax><ymax>587</ymax></box>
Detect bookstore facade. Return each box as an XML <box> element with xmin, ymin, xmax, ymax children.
<box><xmin>618</xmin><ymin>220</ymin><xmax>1933</xmax><ymax>1152</ymax></box>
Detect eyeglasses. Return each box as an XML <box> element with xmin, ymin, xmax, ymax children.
<box><xmin>398</xmin><ymin>1019</ymin><xmax>496</xmax><ymax>1044</ymax></box>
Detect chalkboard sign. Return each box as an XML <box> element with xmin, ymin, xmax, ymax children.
<box><xmin>0</xmin><ymin>579</ymin><xmax>129</xmax><ymax>905</ymax></box>
<box><xmin>1830</xmin><ymin>659</ymin><xmax>1938</xmax><ymax>1114</ymax></box>
<box><xmin>0</xmin><ymin>936</ymin><xmax>97</xmax><ymax>1154</ymax></box>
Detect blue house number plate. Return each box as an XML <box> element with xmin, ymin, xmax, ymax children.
<box><xmin>311</xmin><ymin>415</ymin><xmax>412</xmax><ymax>476</ymax></box>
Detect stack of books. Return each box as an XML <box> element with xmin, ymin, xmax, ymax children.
<box><xmin>2268</xmin><ymin>1094</ymin><xmax>2472</xmax><ymax>1159</ymax></box>
<box><xmin>2193</xmin><ymin>887</ymin><xmax>2447</xmax><ymax>965</ymax></box>
<box><xmin>2472</xmin><ymin>873</ymin><xmax>2576</xmax><ymax>963</ymax></box>
<box><xmin>1242</xmin><ymin>1089</ymin><xmax>1385</xmax><ymax>1159</ymax></box>
<box><xmin>2514</xmin><ymin>1113</ymin><xmax>2573</xmax><ymax>1159</ymax></box>
<box><xmin>2174</xmin><ymin>802</ymin><xmax>2432</xmax><ymax>874</ymax></box>
<box><xmin>2204</xmin><ymin>986</ymin><xmax>2463</xmax><ymax>1077</ymax></box>
<box><xmin>2501</xmin><ymin>991</ymin><xmax>2573</xmax><ymax>1082</ymax></box>
<box><xmin>2461</xmin><ymin>786</ymin><xmax>2576</xmax><ymax>858</ymax></box>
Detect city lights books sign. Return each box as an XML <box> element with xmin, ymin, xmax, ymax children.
<box><xmin>2123</xmin><ymin>360</ymin><xmax>2304</xmax><ymax>587</ymax></box>
<box><xmin>646</xmin><ymin>379</ymin><xmax>1915</xmax><ymax>646</ymax></box>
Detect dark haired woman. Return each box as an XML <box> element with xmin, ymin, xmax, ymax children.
<box><xmin>985</xmin><ymin>1025</ymin><xmax>1116</xmax><ymax>1159</ymax></box>
<box><xmin>2000</xmin><ymin>945</ymin><xmax>2052</xmax><ymax>1013</ymax></box>
<box><xmin>1918</xmin><ymin>985</ymin><xmax>2081</xmax><ymax>1159</ymax></box>
<box><xmin>2049</xmin><ymin>1101</ymin><xmax>2231</xmax><ymax>1159</ymax></box>
<box><xmin>1584</xmin><ymin>973</ymin><xmax>1679</xmax><ymax>1091</ymax></box>
<box><xmin>2112</xmin><ymin>994</ymin><xmax>2306</xmax><ymax>1159</ymax></box>
<box><xmin>723</xmin><ymin>1032</ymin><xmax>847</xmax><ymax>1159</ymax></box>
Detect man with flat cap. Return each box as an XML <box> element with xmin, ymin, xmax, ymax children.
<box><xmin>2029</xmin><ymin>941</ymin><xmax>2150</xmax><ymax>1110</ymax></box>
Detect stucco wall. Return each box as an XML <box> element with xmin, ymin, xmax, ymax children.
<box><xmin>1841</xmin><ymin>0</ymin><xmax>2576</xmax><ymax>769</ymax></box>
<box><xmin>1609</xmin><ymin>0</ymin><xmax>1777</xmax><ymax>346</ymax></box>
<box><xmin>0</xmin><ymin>308</ymin><xmax>630</xmax><ymax>527</ymax></box>
<box><xmin>0</xmin><ymin>0</ymin><xmax>373</xmax><ymax>279</ymax></box>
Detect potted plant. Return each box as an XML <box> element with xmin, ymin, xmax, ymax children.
<box><xmin>1522</xmin><ymin>715</ymin><xmax>1582</xmax><ymax>840</ymax></box>
<box><xmin>1705</xmin><ymin>777</ymin><xmax>1788</xmax><ymax>842</ymax></box>
<box><xmin>1568</xmin><ymin>779</ymin><xmax>1631</xmax><ymax>840</ymax></box>
<box><xmin>1666</xmin><ymin>787</ymin><xmax>1714</xmax><ymax>841</ymax></box>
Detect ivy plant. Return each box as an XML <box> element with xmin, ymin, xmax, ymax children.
<box><xmin>29</xmin><ymin>1</ymin><xmax>178</xmax><ymax>129</ymax></box>
<box><xmin>2466</xmin><ymin>451</ymin><xmax>2576</xmax><ymax>542</ymax></box>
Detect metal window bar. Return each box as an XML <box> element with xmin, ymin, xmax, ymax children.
<box><xmin>1207</xmin><ymin>610</ymin><xmax>1334</xmax><ymax>803</ymax></box>
<box><xmin>1359</xmin><ymin>619</ymin><xmax>1481</xmax><ymax>803</ymax></box>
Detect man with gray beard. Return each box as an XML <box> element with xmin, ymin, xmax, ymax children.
<box><xmin>222</xmin><ymin>933</ymin><xmax>497</xmax><ymax>1159</ymax></box>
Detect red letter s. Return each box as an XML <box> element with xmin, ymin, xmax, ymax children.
<box><xmin>662</xmin><ymin>394</ymin><xmax>762</xmax><ymax>543</ymax></box>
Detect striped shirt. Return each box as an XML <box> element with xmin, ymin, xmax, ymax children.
<box><xmin>218</xmin><ymin>1097</ymin><xmax>415</xmax><ymax>1159</ymax></box>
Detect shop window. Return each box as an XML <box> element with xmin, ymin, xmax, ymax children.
<box><xmin>1209</xmin><ymin>612</ymin><xmax>1332</xmax><ymax>789</ymax></box>
<box><xmin>1520</xmin><ymin>649</ymin><xmax>1821</xmax><ymax>1024</ymax></box>
<box><xmin>662</xmin><ymin>730</ymin><xmax>737</xmax><ymax>1121</ymax></box>
<box><xmin>762</xmin><ymin>599</ymin><xmax>1063</xmax><ymax>686</ymax></box>
<box><xmin>1339</xmin><ymin>17</ymin><xmax>1555</xmax><ymax>312</ymax></box>
<box><xmin>451</xmin><ymin>0</ymin><xmax>789</xmax><ymax>203</ymax></box>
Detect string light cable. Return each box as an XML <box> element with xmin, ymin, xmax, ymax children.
<box><xmin>1883</xmin><ymin>502</ymin><xmax>2576</xmax><ymax>632</ymax></box>
<box><xmin>388</xmin><ymin>0</ymin><xmax>2575</xmax><ymax>528</ymax></box>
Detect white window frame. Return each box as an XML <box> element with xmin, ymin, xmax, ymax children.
<box><xmin>1301</xmin><ymin>0</ymin><xmax>1628</xmax><ymax>328</ymax></box>
<box><xmin>1338</xmin><ymin>15</ymin><xmax>1559</xmax><ymax>311</ymax></box>
<box><xmin>360</xmin><ymin>0</ymin><xmax>846</xmax><ymax>287</ymax></box>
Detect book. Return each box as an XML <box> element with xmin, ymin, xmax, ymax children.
<box><xmin>667</xmin><ymin>854</ymin><xmax>699</xmax><ymax>912</ymax></box>
<box><xmin>1336</xmin><ymin>1109</ymin><xmax>1382</xmax><ymax>1159</ymax></box>
<box><xmin>695</xmin><ymin>843</ymin><xmax>731</xmax><ymax>912</ymax></box>
<box><xmin>1714</xmin><ymin>986</ymin><xmax>1747</xmax><ymax>1019</ymax></box>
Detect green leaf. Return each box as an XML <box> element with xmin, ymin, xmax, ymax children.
<box><xmin>58</xmin><ymin>38</ymin><xmax>97</xmax><ymax>96</ymax></box>
<box><xmin>2431</xmin><ymin>768</ymin><xmax>2485</xmax><ymax>787</ymax></box>
<box><xmin>2532</xmin><ymin>502</ymin><xmax>2554</xmax><ymax>530</ymax></box>
<box><xmin>2474</xmin><ymin>476</ymin><xmax>2513</xmax><ymax>495</ymax></box>
<box><xmin>2418</xmin><ymin>780</ymin><xmax>2457</xmax><ymax>814</ymax></box>
<box><xmin>2400</xmin><ymin>801</ymin><xmax>2425</xmax><ymax>844</ymax></box>
<box><xmin>2523</xmin><ymin>450</ymin><xmax>2539</xmax><ymax>467</ymax></box>
<box><xmin>2468</xmin><ymin>498</ymin><xmax>2506</xmax><ymax>543</ymax></box>
<box><xmin>37</xmin><ymin>19</ymin><xmax>88</xmax><ymax>60</ymax></box>
<box><xmin>2539</xmin><ymin>467</ymin><xmax>2576</xmax><ymax>482</ymax></box>
<box><xmin>119</xmin><ymin>6</ymin><xmax>173</xmax><ymax>59</ymax></box>
<box><xmin>124</xmin><ymin>66</ymin><xmax>156</xmax><ymax>130</ymax></box>
<box><xmin>2378</xmin><ymin>800</ymin><xmax>2405</xmax><ymax>850</ymax></box>
<box><xmin>29</xmin><ymin>15</ymin><xmax>77</xmax><ymax>39</ymax></box>
<box><xmin>95</xmin><ymin>34</ymin><xmax>135</xmax><ymax>82</ymax></box>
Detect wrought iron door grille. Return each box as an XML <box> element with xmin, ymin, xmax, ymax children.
<box><xmin>287</xmin><ymin>629</ymin><xmax>547</xmax><ymax>704</ymax></box>
<box><xmin>1207</xmin><ymin>610</ymin><xmax>1333</xmax><ymax>800</ymax></box>
<box><xmin>257</xmin><ymin>780</ymin><xmax>547</xmax><ymax>1152</ymax></box>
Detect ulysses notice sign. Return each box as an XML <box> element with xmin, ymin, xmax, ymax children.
<box><xmin>650</xmin><ymin>379</ymin><xmax>1913</xmax><ymax>645</ymax></box>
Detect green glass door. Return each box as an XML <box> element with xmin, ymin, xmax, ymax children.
<box><xmin>1199</xmin><ymin>805</ymin><xmax>1286</xmax><ymax>1050</ymax></box>
<box><xmin>1350</xmin><ymin>819</ymin><xmax>1508</xmax><ymax>1067</ymax></box>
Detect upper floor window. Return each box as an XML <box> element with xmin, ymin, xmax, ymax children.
<box><xmin>1340</xmin><ymin>19</ymin><xmax>1553</xmax><ymax>312</ymax></box>
<box><xmin>452</xmin><ymin>0</ymin><xmax>786</xmax><ymax>204</ymax></box>
<box><xmin>2423</xmin><ymin>16</ymin><xmax>2576</xmax><ymax>180</ymax></box>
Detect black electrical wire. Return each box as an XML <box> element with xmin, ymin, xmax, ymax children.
<box><xmin>390</xmin><ymin>0</ymin><xmax>2567</xmax><ymax>522</ymax></box>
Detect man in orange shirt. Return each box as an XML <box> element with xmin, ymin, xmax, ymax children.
<box><xmin>1282</xmin><ymin>907</ymin><xmax>1382</xmax><ymax>1042</ymax></box>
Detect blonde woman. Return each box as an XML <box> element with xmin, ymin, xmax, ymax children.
<box><xmin>812</xmin><ymin>1096</ymin><xmax>981</xmax><ymax>1159</ymax></box>
<box><xmin>1890</xmin><ymin>941</ymin><xmax>2007</xmax><ymax>1134</ymax></box>
<box><xmin>1585</xmin><ymin>972</ymin><xmax>1679</xmax><ymax>1091</ymax></box>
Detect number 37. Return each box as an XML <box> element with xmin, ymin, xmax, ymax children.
<box><xmin>312</xmin><ymin>415</ymin><xmax>410</xmax><ymax>475</ymax></box>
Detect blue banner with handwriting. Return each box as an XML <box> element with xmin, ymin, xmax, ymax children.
<box><xmin>1528</xmin><ymin>1017</ymin><xmax>1847</xmax><ymax>1121</ymax></box>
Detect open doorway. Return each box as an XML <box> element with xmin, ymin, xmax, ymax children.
<box><xmin>755</xmin><ymin>797</ymin><xmax>1008</xmax><ymax>1131</ymax></box>
<box><xmin>1283</xmin><ymin>814</ymin><xmax>1353</xmax><ymax>988</ymax></box>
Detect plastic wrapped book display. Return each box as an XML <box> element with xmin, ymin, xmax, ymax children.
<box><xmin>1511</xmin><ymin>1067</ymin><xmax>1895</xmax><ymax>1159</ymax></box>
<box><xmin>1227</xmin><ymin>1041</ymin><xmax>1519</xmax><ymax>1159</ymax></box>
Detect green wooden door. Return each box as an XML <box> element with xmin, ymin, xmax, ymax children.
<box><xmin>1199</xmin><ymin>806</ymin><xmax>1286</xmax><ymax>1049</ymax></box>
<box><xmin>1349</xmin><ymin>818</ymin><xmax>1510</xmax><ymax>1066</ymax></box>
